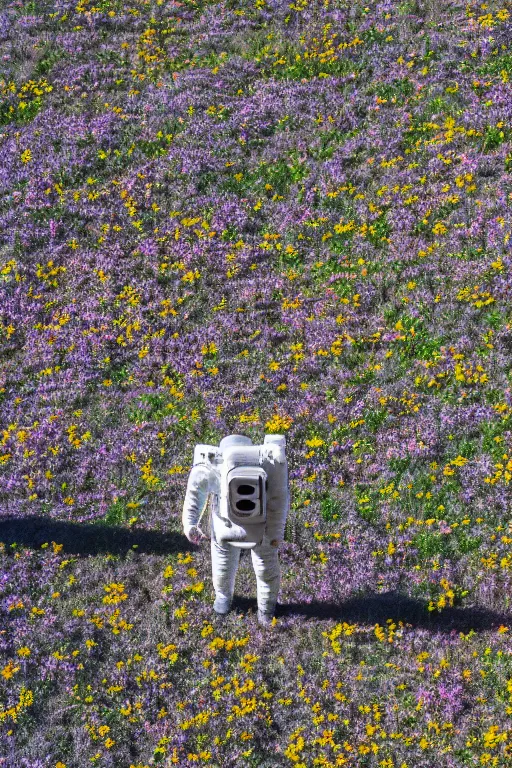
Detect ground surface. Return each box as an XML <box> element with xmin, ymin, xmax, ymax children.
<box><xmin>2</xmin><ymin>0</ymin><xmax>512</xmax><ymax>765</ymax></box>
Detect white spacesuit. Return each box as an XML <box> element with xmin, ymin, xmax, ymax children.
<box><xmin>181</xmin><ymin>434</ymin><xmax>289</xmax><ymax>626</ymax></box>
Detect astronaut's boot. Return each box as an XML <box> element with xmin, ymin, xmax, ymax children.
<box><xmin>257</xmin><ymin>608</ymin><xmax>275</xmax><ymax>626</ymax></box>
<box><xmin>213</xmin><ymin>595</ymin><xmax>232</xmax><ymax>615</ymax></box>
<box><xmin>257</xmin><ymin>596</ymin><xmax>277</xmax><ymax>626</ymax></box>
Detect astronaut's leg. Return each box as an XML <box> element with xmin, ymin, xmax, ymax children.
<box><xmin>250</xmin><ymin>537</ymin><xmax>281</xmax><ymax>618</ymax></box>
<box><xmin>211</xmin><ymin>536</ymin><xmax>241</xmax><ymax>614</ymax></box>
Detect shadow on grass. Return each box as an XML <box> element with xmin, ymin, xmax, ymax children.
<box><xmin>0</xmin><ymin>515</ymin><xmax>194</xmax><ymax>556</ymax></box>
<box><xmin>231</xmin><ymin>593</ymin><xmax>511</xmax><ymax>633</ymax></box>
<box><xmin>2</xmin><ymin>517</ymin><xmax>509</xmax><ymax>632</ymax></box>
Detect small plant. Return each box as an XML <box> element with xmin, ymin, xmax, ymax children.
<box><xmin>411</xmin><ymin>530</ymin><xmax>450</xmax><ymax>559</ymax></box>
<box><xmin>456</xmin><ymin>530</ymin><xmax>482</xmax><ymax>554</ymax></box>
<box><xmin>363</xmin><ymin>407</ymin><xmax>388</xmax><ymax>433</ymax></box>
<box><xmin>482</xmin><ymin>125</ymin><xmax>507</xmax><ymax>152</ymax></box>
<box><xmin>320</xmin><ymin>494</ymin><xmax>342</xmax><ymax>522</ymax></box>
<box><xmin>103</xmin><ymin>498</ymin><xmax>128</xmax><ymax>527</ymax></box>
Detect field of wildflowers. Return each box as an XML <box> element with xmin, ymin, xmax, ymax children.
<box><xmin>2</xmin><ymin>0</ymin><xmax>512</xmax><ymax>764</ymax></box>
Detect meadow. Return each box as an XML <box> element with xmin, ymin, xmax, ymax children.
<box><xmin>1</xmin><ymin>0</ymin><xmax>512</xmax><ymax>765</ymax></box>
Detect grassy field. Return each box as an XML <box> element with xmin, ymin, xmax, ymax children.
<box><xmin>2</xmin><ymin>0</ymin><xmax>512</xmax><ymax>765</ymax></box>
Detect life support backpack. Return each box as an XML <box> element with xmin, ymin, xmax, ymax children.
<box><xmin>227</xmin><ymin>465</ymin><xmax>267</xmax><ymax>527</ymax></box>
<box><xmin>193</xmin><ymin>435</ymin><xmax>287</xmax><ymax>549</ymax></box>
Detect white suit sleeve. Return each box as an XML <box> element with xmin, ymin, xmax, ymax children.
<box><xmin>182</xmin><ymin>464</ymin><xmax>213</xmax><ymax>537</ymax></box>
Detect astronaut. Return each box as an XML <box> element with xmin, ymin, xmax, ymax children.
<box><xmin>182</xmin><ymin>434</ymin><xmax>289</xmax><ymax>626</ymax></box>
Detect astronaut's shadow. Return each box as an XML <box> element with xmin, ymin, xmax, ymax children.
<box><xmin>231</xmin><ymin>592</ymin><xmax>511</xmax><ymax>633</ymax></box>
<box><xmin>3</xmin><ymin>516</ymin><xmax>510</xmax><ymax>634</ymax></box>
<box><xmin>0</xmin><ymin>515</ymin><xmax>193</xmax><ymax>556</ymax></box>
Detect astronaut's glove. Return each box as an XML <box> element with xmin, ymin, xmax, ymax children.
<box><xmin>185</xmin><ymin>525</ymin><xmax>207</xmax><ymax>545</ymax></box>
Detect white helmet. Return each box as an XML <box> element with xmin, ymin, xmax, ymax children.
<box><xmin>219</xmin><ymin>434</ymin><xmax>253</xmax><ymax>450</ymax></box>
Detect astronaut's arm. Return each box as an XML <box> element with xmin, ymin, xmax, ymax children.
<box><xmin>182</xmin><ymin>464</ymin><xmax>212</xmax><ymax>540</ymax></box>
